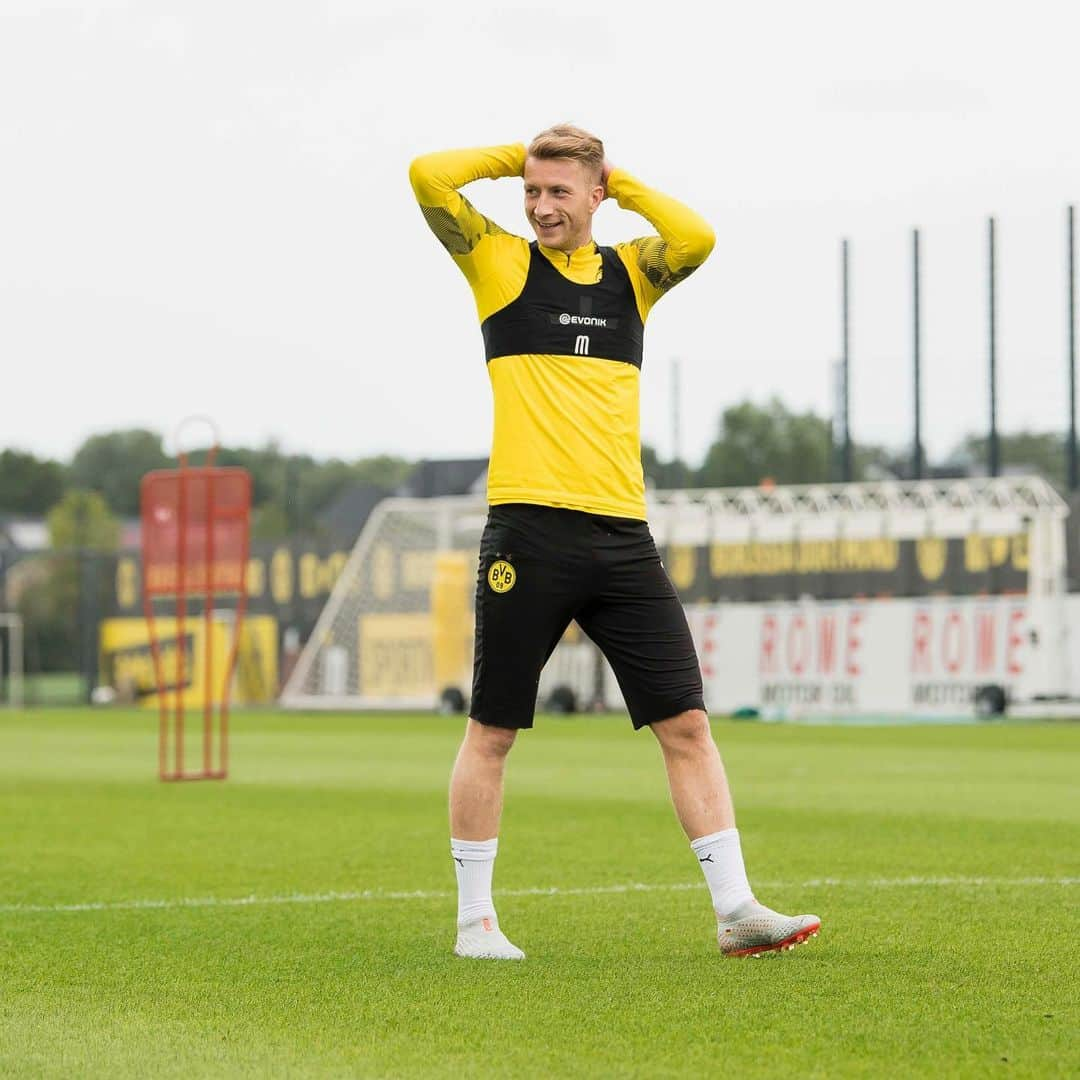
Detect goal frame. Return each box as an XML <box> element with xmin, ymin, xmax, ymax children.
<box><xmin>0</xmin><ymin>612</ymin><xmax>24</xmax><ymax>709</ymax></box>
<box><xmin>280</xmin><ymin>496</ymin><xmax>487</xmax><ymax>710</ymax></box>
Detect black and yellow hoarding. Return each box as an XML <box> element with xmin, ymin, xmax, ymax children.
<box><xmin>661</xmin><ymin>533</ymin><xmax>1028</xmax><ymax>602</ymax></box>
<box><xmin>106</xmin><ymin>531</ymin><xmax>1030</xmax><ymax>633</ymax></box>
<box><xmin>109</xmin><ymin>541</ymin><xmax>350</xmax><ymax>636</ymax></box>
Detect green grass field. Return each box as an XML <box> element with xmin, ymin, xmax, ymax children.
<box><xmin>2</xmin><ymin>709</ymin><xmax>1078</xmax><ymax>1078</ymax></box>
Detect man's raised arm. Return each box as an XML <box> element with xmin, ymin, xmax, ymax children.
<box><xmin>408</xmin><ymin>144</ymin><xmax>527</xmax><ymax>265</ymax></box>
<box><xmin>608</xmin><ymin>167</ymin><xmax>716</xmax><ymax>310</ymax></box>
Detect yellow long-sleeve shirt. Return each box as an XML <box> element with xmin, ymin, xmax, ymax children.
<box><xmin>409</xmin><ymin>143</ymin><xmax>714</xmax><ymax>520</ymax></box>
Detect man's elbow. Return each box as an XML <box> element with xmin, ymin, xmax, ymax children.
<box><xmin>408</xmin><ymin>155</ymin><xmax>434</xmax><ymax>198</ymax></box>
<box><xmin>687</xmin><ymin>224</ymin><xmax>716</xmax><ymax>266</ymax></box>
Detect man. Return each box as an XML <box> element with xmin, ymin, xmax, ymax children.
<box><xmin>409</xmin><ymin>125</ymin><xmax>820</xmax><ymax>960</ymax></box>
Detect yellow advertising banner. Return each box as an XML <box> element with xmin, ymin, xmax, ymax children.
<box><xmin>99</xmin><ymin>615</ymin><xmax>278</xmax><ymax>708</ymax></box>
<box><xmin>430</xmin><ymin>552</ymin><xmax>472</xmax><ymax>693</ymax></box>
<box><xmin>359</xmin><ymin>613</ymin><xmax>435</xmax><ymax>699</ymax></box>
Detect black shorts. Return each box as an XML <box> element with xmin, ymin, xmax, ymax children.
<box><xmin>470</xmin><ymin>504</ymin><xmax>705</xmax><ymax>730</ymax></box>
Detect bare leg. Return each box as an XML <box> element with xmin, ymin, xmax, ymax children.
<box><xmin>650</xmin><ymin>709</ymin><xmax>735</xmax><ymax>838</ymax></box>
<box><xmin>449</xmin><ymin>717</ymin><xmax>517</xmax><ymax>839</ymax></box>
<box><xmin>448</xmin><ymin>719</ymin><xmax>525</xmax><ymax>959</ymax></box>
<box><xmin>652</xmin><ymin>709</ymin><xmax>820</xmax><ymax>952</ymax></box>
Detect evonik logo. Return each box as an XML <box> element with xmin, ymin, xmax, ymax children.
<box><xmin>557</xmin><ymin>313</ymin><xmax>608</xmax><ymax>327</ymax></box>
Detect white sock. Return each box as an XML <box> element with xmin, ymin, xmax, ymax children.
<box><xmin>450</xmin><ymin>837</ymin><xmax>499</xmax><ymax>926</ymax></box>
<box><xmin>690</xmin><ymin>828</ymin><xmax>754</xmax><ymax>917</ymax></box>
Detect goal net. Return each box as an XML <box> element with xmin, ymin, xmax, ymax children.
<box><xmin>283</xmin><ymin>497</ymin><xmax>474</xmax><ymax>710</ymax></box>
<box><xmin>280</xmin><ymin>496</ymin><xmax>601</xmax><ymax>712</ymax></box>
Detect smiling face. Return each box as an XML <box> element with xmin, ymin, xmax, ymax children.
<box><xmin>523</xmin><ymin>156</ymin><xmax>605</xmax><ymax>253</ymax></box>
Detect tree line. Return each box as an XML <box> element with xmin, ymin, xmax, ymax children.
<box><xmin>2</xmin><ymin>404</ymin><xmax>1075</xmax><ymax>547</ymax></box>
<box><xmin>647</xmin><ymin>398</ymin><xmax>1072</xmax><ymax>493</ymax></box>
<box><xmin>0</xmin><ymin>430</ymin><xmax>413</xmax><ymax>543</ymax></box>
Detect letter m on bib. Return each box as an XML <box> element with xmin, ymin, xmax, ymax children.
<box><xmin>574</xmin><ymin>334</ymin><xmax>590</xmax><ymax>356</ymax></box>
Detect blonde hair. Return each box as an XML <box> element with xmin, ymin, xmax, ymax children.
<box><xmin>527</xmin><ymin>124</ymin><xmax>604</xmax><ymax>181</ymax></box>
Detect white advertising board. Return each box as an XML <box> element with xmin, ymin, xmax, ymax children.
<box><xmin>682</xmin><ymin>596</ymin><xmax>1051</xmax><ymax>719</ymax></box>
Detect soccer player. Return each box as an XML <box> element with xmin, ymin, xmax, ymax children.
<box><xmin>409</xmin><ymin>126</ymin><xmax>820</xmax><ymax>959</ymax></box>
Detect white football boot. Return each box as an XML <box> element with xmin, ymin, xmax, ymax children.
<box><xmin>717</xmin><ymin>900</ymin><xmax>821</xmax><ymax>958</ymax></box>
<box><xmin>454</xmin><ymin>915</ymin><xmax>526</xmax><ymax>960</ymax></box>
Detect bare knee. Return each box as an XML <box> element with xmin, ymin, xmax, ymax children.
<box><xmin>463</xmin><ymin>717</ymin><xmax>517</xmax><ymax>759</ymax></box>
<box><xmin>650</xmin><ymin>709</ymin><xmax>712</xmax><ymax>755</ymax></box>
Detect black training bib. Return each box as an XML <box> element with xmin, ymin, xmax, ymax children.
<box><xmin>481</xmin><ymin>242</ymin><xmax>645</xmax><ymax>368</ymax></box>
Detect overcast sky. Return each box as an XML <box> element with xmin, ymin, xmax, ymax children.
<box><xmin>4</xmin><ymin>0</ymin><xmax>1080</xmax><ymax>468</ymax></box>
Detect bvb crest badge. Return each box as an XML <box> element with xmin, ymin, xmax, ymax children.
<box><xmin>487</xmin><ymin>560</ymin><xmax>516</xmax><ymax>593</ymax></box>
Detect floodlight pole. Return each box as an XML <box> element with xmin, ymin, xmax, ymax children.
<box><xmin>988</xmin><ymin>217</ymin><xmax>1000</xmax><ymax>477</ymax></box>
<box><xmin>671</xmin><ymin>357</ymin><xmax>681</xmax><ymax>466</ymax></box>
<box><xmin>1068</xmin><ymin>204</ymin><xmax>1077</xmax><ymax>492</ymax></box>
<box><xmin>841</xmin><ymin>238</ymin><xmax>853</xmax><ymax>482</ymax></box>
<box><xmin>912</xmin><ymin>228</ymin><xmax>924</xmax><ymax>480</ymax></box>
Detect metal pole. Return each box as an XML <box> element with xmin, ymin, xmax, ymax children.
<box><xmin>913</xmin><ymin>228</ymin><xmax>924</xmax><ymax>480</ymax></box>
<box><xmin>671</xmin><ymin>358</ymin><xmax>681</xmax><ymax>465</ymax></box>
<box><xmin>10</xmin><ymin>615</ymin><xmax>22</xmax><ymax>710</ymax></box>
<box><xmin>830</xmin><ymin>359</ymin><xmax>844</xmax><ymax>482</ymax></box>
<box><xmin>203</xmin><ymin>468</ymin><xmax>216</xmax><ymax>777</ymax></box>
<box><xmin>1068</xmin><ymin>204</ymin><xmax>1077</xmax><ymax>491</ymax></box>
<box><xmin>80</xmin><ymin>553</ymin><xmax>98</xmax><ymax>706</ymax></box>
<box><xmin>988</xmin><ymin>217</ymin><xmax>1000</xmax><ymax>477</ymax></box>
<box><xmin>175</xmin><ymin>461</ymin><xmax>188</xmax><ymax>778</ymax></box>
<box><xmin>842</xmin><ymin>239</ymin><xmax>853</xmax><ymax>481</ymax></box>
